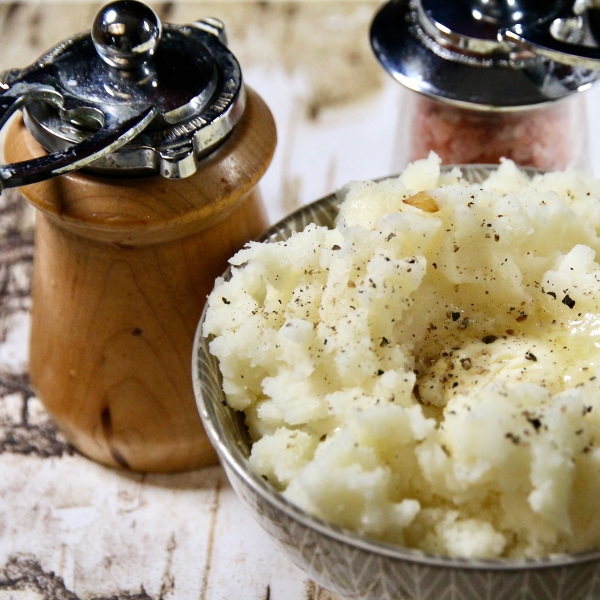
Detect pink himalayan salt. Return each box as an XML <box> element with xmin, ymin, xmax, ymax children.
<box><xmin>410</xmin><ymin>96</ymin><xmax>584</xmax><ymax>170</ymax></box>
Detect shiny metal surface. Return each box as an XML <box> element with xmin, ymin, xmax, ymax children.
<box><xmin>0</xmin><ymin>107</ymin><xmax>156</xmax><ymax>191</ymax></box>
<box><xmin>370</xmin><ymin>0</ymin><xmax>600</xmax><ymax>110</ymax></box>
<box><xmin>418</xmin><ymin>0</ymin><xmax>567</xmax><ymax>56</ymax></box>
<box><xmin>92</xmin><ymin>0</ymin><xmax>162</xmax><ymax>69</ymax></box>
<box><xmin>0</xmin><ymin>0</ymin><xmax>245</xmax><ymax>183</ymax></box>
<box><xmin>502</xmin><ymin>12</ymin><xmax>600</xmax><ymax>68</ymax></box>
<box><xmin>416</xmin><ymin>0</ymin><xmax>600</xmax><ymax>66</ymax></box>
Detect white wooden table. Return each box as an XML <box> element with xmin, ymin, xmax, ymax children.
<box><xmin>2</xmin><ymin>2</ymin><xmax>600</xmax><ymax>598</ymax></box>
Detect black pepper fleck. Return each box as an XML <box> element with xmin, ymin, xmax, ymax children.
<box><xmin>460</xmin><ymin>358</ymin><xmax>472</xmax><ymax>370</ymax></box>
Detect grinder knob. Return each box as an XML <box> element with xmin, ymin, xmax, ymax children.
<box><xmin>92</xmin><ymin>0</ymin><xmax>162</xmax><ymax>69</ymax></box>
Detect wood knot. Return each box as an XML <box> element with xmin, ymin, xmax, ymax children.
<box><xmin>101</xmin><ymin>407</ymin><xmax>130</xmax><ymax>469</ymax></box>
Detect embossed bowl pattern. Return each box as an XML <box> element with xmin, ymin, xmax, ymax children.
<box><xmin>192</xmin><ymin>165</ymin><xmax>600</xmax><ymax>600</ymax></box>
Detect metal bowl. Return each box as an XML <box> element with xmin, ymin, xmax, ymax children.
<box><xmin>192</xmin><ymin>165</ymin><xmax>600</xmax><ymax>600</ymax></box>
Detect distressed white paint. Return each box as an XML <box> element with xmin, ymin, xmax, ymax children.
<box><xmin>0</xmin><ymin>453</ymin><xmax>327</xmax><ymax>599</ymax></box>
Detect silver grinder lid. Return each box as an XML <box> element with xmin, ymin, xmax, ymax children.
<box><xmin>371</xmin><ymin>0</ymin><xmax>600</xmax><ymax>111</ymax></box>
<box><xmin>0</xmin><ymin>0</ymin><xmax>245</xmax><ymax>188</ymax></box>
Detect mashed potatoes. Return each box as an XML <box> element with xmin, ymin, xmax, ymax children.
<box><xmin>203</xmin><ymin>154</ymin><xmax>600</xmax><ymax>559</ymax></box>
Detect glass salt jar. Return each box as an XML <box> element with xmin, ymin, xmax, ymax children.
<box><xmin>371</xmin><ymin>0</ymin><xmax>600</xmax><ymax>170</ymax></box>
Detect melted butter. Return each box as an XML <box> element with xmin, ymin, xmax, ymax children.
<box><xmin>552</xmin><ymin>313</ymin><xmax>600</xmax><ymax>386</ymax></box>
<box><xmin>412</xmin><ymin>308</ymin><xmax>600</xmax><ymax>411</ymax></box>
<box><xmin>566</xmin><ymin>313</ymin><xmax>600</xmax><ymax>347</ymax></box>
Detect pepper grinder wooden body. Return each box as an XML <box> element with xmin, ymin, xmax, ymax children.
<box><xmin>5</xmin><ymin>88</ymin><xmax>276</xmax><ymax>472</ymax></box>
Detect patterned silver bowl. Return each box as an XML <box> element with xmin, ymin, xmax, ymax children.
<box><xmin>192</xmin><ymin>165</ymin><xmax>600</xmax><ymax>600</ymax></box>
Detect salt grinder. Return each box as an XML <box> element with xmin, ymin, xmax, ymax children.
<box><xmin>371</xmin><ymin>0</ymin><xmax>600</xmax><ymax>169</ymax></box>
<box><xmin>1</xmin><ymin>1</ymin><xmax>276</xmax><ymax>471</ymax></box>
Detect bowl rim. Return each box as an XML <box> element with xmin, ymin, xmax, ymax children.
<box><xmin>192</xmin><ymin>164</ymin><xmax>600</xmax><ymax>571</ymax></box>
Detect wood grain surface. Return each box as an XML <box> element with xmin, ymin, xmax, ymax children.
<box><xmin>5</xmin><ymin>88</ymin><xmax>276</xmax><ymax>472</ymax></box>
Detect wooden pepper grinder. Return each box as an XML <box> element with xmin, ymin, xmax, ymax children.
<box><xmin>0</xmin><ymin>0</ymin><xmax>276</xmax><ymax>472</ymax></box>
